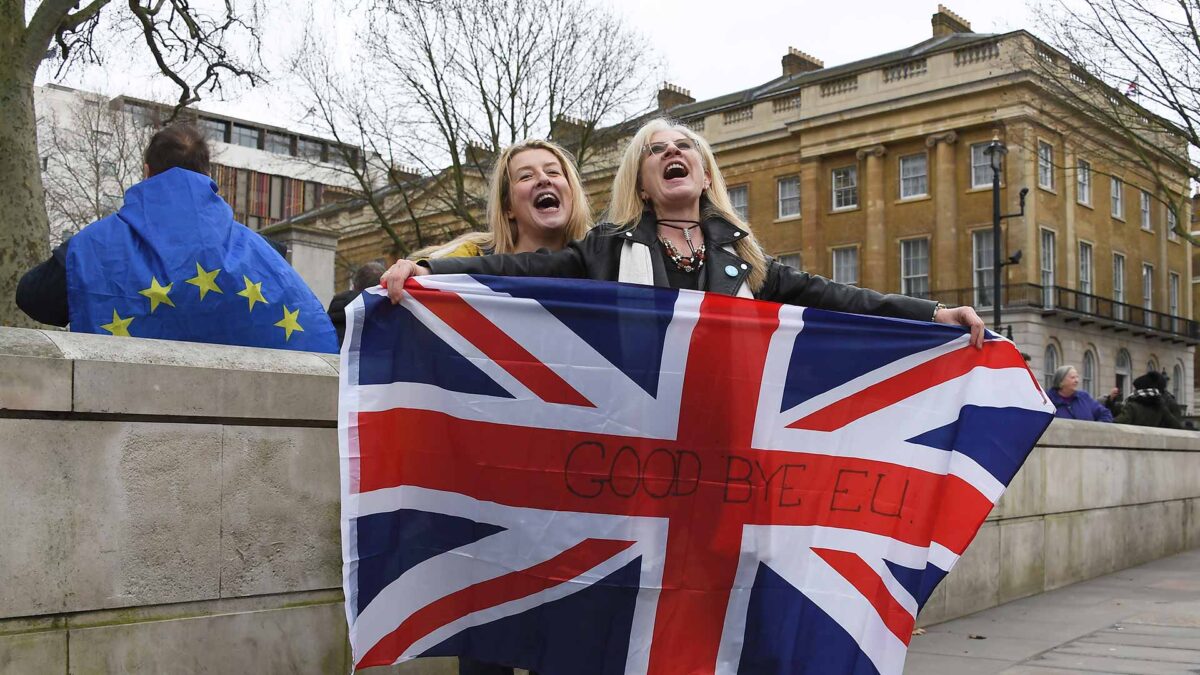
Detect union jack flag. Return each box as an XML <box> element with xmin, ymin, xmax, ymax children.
<box><xmin>339</xmin><ymin>275</ymin><xmax>1054</xmax><ymax>674</ymax></box>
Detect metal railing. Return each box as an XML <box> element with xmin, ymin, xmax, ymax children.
<box><xmin>934</xmin><ymin>284</ymin><xmax>1197</xmax><ymax>340</ymax></box>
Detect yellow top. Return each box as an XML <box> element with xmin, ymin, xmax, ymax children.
<box><xmin>442</xmin><ymin>240</ymin><xmax>485</xmax><ymax>258</ymax></box>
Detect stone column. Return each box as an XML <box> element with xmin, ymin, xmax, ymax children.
<box><xmin>857</xmin><ymin>144</ymin><xmax>888</xmax><ymax>290</ymax></box>
<box><xmin>927</xmin><ymin>131</ymin><xmax>959</xmax><ymax>293</ymax></box>
<box><xmin>259</xmin><ymin>223</ymin><xmax>339</xmax><ymax>309</ymax></box>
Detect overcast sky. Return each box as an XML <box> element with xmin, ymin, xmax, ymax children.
<box><xmin>38</xmin><ymin>1</ymin><xmax>1036</xmax><ymax>132</ymax></box>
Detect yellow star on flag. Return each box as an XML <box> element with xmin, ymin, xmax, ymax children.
<box><xmin>186</xmin><ymin>262</ymin><xmax>223</xmax><ymax>300</ymax></box>
<box><xmin>138</xmin><ymin>276</ymin><xmax>175</xmax><ymax>313</ymax></box>
<box><xmin>100</xmin><ymin>309</ymin><xmax>134</xmax><ymax>337</ymax></box>
<box><xmin>274</xmin><ymin>305</ymin><xmax>304</xmax><ymax>342</ymax></box>
<box><xmin>236</xmin><ymin>275</ymin><xmax>268</xmax><ymax>312</ymax></box>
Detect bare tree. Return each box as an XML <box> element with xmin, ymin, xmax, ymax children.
<box><xmin>290</xmin><ymin>0</ymin><xmax>657</xmax><ymax>257</ymax></box>
<box><xmin>37</xmin><ymin>92</ymin><xmax>155</xmax><ymax>247</ymax></box>
<box><xmin>0</xmin><ymin>1</ymin><xmax>264</xmax><ymax>327</ymax></box>
<box><xmin>1026</xmin><ymin>0</ymin><xmax>1200</xmax><ymax>242</ymax></box>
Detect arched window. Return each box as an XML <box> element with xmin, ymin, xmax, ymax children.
<box><xmin>1147</xmin><ymin>357</ymin><xmax>1160</xmax><ymax>375</ymax></box>
<box><xmin>1172</xmin><ymin>363</ymin><xmax>1183</xmax><ymax>401</ymax></box>
<box><xmin>1082</xmin><ymin>350</ymin><xmax>1096</xmax><ymax>395</ymax></box>
<box><xmin>1116</xmin><ymin>349</ymin><xmax>1132</xmax><ymax>395</ymax></box>
<box><xmin>1044</xmin><ymin>344</ymin><xmax>1060</xmax><ymax>389</ymax></box>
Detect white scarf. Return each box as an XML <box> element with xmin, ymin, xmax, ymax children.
<box><xmin>618</xmin><ymin>239</ymin><xmax>753</xmax><ymax>299</ymax></box>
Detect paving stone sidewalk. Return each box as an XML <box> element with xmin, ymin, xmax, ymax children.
<box><xmin>905</xmin><ymin>548</ymin><xmax>1200</xmax><ymax>674</ymax></box>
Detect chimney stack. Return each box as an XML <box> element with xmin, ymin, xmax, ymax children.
<box><xmin>932</xmin><ymin>4</ymin><xmax>972</xmax><ymax>37</ymax></box>
<box><xmin>657</xmin><ymin>82</ymin><xmax>695</xmax><ymax>111</ymax></box>
<box><xmin>782</xmin><ymin>47</ymin><xmax>824</xmax><ymax>76</ymax></box>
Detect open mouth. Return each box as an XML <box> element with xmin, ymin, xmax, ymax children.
<box><xmin>534</xmin><ymin>191</ymin><xmax>561</xmax><ymax>211</ymax></box>
<box><xmin>663</xmin><ymin>161</ymin><xmax>689</xmax><ymax>180</ymax></box>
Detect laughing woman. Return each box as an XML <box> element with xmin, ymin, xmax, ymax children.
<box><xmin>383</xmin><ymin>118</ymin><xmax>984</xmax><ymax>343</ymax></box>
<box><xmin>413</xmin><ymin>139</ymin><xmax>592</xmax><ymax>260</ymax></box>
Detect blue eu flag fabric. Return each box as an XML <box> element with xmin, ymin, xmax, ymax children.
<box><xmin>65</xmin><ymin>167</ymin><xmax>338</xmax><ymax>353</ymax></box>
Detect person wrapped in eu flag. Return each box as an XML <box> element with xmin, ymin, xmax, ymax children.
<box><xmin>18</xmin><ymin>124</ymin><xmax>337</xmax><ymax>354</ymax></box>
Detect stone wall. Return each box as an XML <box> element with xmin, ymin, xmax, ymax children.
<box><xmin>1</xmin><ymin>326</ymin><xmax>1198</xmax><ymax>672</ymax></box>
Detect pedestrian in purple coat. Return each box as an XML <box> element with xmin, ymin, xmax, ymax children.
<box><xmin>1047</xmin><ymin>365</ymin><xmax>1113</xmax><ymax>422</ymax></box>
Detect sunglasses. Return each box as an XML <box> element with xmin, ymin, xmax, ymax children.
<box><xmin>643</xmin><ymin>138</ymin><xmax>697</xmax><ymax>155</ymax></box>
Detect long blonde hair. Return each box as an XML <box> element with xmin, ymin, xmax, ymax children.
<box><xmin>608</xmin><ymin>118</ymin><xmax>767</xmax><ymax>292</ymax></box>
<box><xmin>413</xmin><ymin>139</ymin><xmax>592</xmax><ymax>259</ymax></box>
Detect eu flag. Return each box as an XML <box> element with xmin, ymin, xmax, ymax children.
<box><xmin>65</xmin><ymin>167</ymin><xmax>337</xmax><ymax>353</ymax></box>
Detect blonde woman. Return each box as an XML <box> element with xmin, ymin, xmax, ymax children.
<box><xmin>383</xmin><ymin>118</ymin><xmax>984</xmax><ymax>345</ymax></box>
<box><xmin>413</xmin><ymin>139</ymin><xmax>592</xmax><ymax>260</ymax></box>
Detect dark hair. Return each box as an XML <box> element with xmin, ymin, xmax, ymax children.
<box><xmin>144</xmin><ymin>123</ymin><xmax>210</xmax><ymax>177</ymax></box>
<box><xmin>353</xmin><ymin>262</ymin><xmax>387</xmax><ymax>292</ymax></box>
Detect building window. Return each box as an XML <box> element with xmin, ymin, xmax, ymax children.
<box><xmin>832</xmin><ymin>166</ymin><xmax>858</xmax><ymax>209</ymax></box>
<box><xmin>232</xmin><ymin>124</ymin><xmax>261</xmax><ymax>149</ymax></box>
<box><xmin>1168</xmin><ymin>206</ymin><xmax>1178</xmax><ymax>241</ymax></box>
<box><xmin>1044</xmin><ymin>343</ymin><xmax>1060</xmax><ymax>390</ymax></box>
<box><xmin>1113</xmin><ymin>253</ymin><xmax>1126</xmax><ymax>320</ymax></box>
<box><xmin>777</xmin><ymin>253</ymin><xmax>801</xmax><ymax>269</ymax></box>
<box><xmin>199</xmin><ymin>118</ymin><xmax>228</xmax><ymax>144</ymax></box>
<box><xmin>234</xmin><ymin>170</ymin><xmax>249</xmax><ymax>214</ymax></box>
<box><xmin>1082</xmin><ymin>350</ymin><xmax>1096</xmax><ymax>395</ymax></box>
<box><xmin>1076</xmin><ymin>159</ymin><xmax>1091</xmax><ymax>205</ymax></box>
<box><xmin>265</xmin><ymin>132</ymin><xmax>292</xmax><ymax>155</ymax></box>
<box><xmin>1170</xmin><ymin>272</ymin><xmax>1180</xmax><ymax>331</ymax></box>
<box><xmin>1141</xmin><ymin>190</ymin><xmax>1152</xmax><ymax>230</ymax></box>
<box><xmin>1037</xmin><ymin>141</ymin><xmax>1054</xmax><ymax>189</ymax></box>
<box><xmin>1142</xmin><ymin>263</ymin><xmax>1154</xmax><ymax>326</ymax></box>
<box><xmin>972</xmin><ymin>230</ymin><xmax>994</xmax><ymax>308</ymax></box>
<box><xmin>303</xmin><ymin>182</ymin><xmax>317</xmax><ymax>211</ymax></box>
<box><xmin>900</xmin><ymin>238</ymin><xmax>930</xmax><ymax>299</ymax></box>
<box><xmin>1172</xmin><ymin>363</ymin><xmax>1183</xmax><ymax>402</ymax></box>
<box><xmin>1040</xmin><ymin>229</ymin><xmax>1056</xmax><ymax>307</ymax></box>
<box><xmin>1148</xmin><ymin>358</ymin><xmax>1159</xmax><ymax>374</ymax></box>
<box><xmin>1078</xmin><ymin>241</ymin><xmax>1093</xmax><ymax>312</ymax></box>
<box><xmin>1116</xmin><ymin>349</ymin><xmax>1132</xmax><ymax>395</ymax></box>
<box><xmin>777</xmin><ymin>176</ymin><xmax>800</xmax><ymax>218</ymax></box>
<box><xmin>297</xmin><ymin>138</ymin><xmax>325</xmax><ymax>162</ymax></box>
<box><xmin>832</xmin><ymin>247</ymin><xmax>858</xmax><ymax>285</ymax></box>
<box><xmin>728</xmin><ymin>185</ymin><xmax>749</xmax><ymax>220</ymax></box>
<box><xmin>970</xmin><ymin>142</ymin><xmax>997</xmax><ymax>188</ymax></box>
<box><xmin>1111</xmin><ymin>177</ymin><xmax>1124</xmax><ymax>219</ymax></box>
<box><xmin>899</xmin><ymin>153</ymin><xmax>928</xmax><ymax>199</ymax></box>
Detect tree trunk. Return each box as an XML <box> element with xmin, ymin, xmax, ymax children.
<box><xmin>0</xmin><ymin>28</ymin><xmax>50</xmax><ymax>329</ymax></box>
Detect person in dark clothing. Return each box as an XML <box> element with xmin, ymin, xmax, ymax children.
<box><xmin>16</xmin><ymin>124</ymin><xmax>289</xmax><ymax>328</ymax></box>
<box><xmin>328</xmin><ymin>262</ymin><xmax>386</xmax><ymax>345</ymax></box>
<box><xmin>1101</xmin><ymin>386</ymin><xmax>1124</xmax><ymax>419</ymax></box>
<box><xmin>1114</xmin><ymin>371</ymin><xmax>1183</xmax><ymax>429</ymax></box>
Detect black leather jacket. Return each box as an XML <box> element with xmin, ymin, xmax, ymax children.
<box><xmin>427</xmin><ymin>211</ymin><xmax>937</xmax><ymax>322</ymax></box>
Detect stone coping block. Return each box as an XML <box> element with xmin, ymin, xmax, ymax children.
<box><xmin>0</xmin><ymin>326</ymin><xmax>338</xmax><ymax>420</ymax></box>
<box><xmin>1040</xmin><ymin>418</ymin><xmax>1200</xmax><ymax>452</ymax></box>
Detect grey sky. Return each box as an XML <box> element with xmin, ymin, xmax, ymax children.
<box><xmin>38</xmin><ymin>1</ymin><xmax>1035</xmax><ymax>133</ymax></box>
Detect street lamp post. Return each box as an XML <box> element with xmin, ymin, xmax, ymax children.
<box><xmin>982</xmin><ymin>134</ymin><xmax>1028</xmax><ymax>333</ymax></box>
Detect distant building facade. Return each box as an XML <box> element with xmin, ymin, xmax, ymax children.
<box><xmin>300</xmin><ymin>5</ymin><xmax>1197</xmax><ymax>408</ymax></box>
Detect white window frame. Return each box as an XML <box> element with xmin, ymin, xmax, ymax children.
<box><xmin>1040</xmin><ymin>229</ymin><xmax>1056</xmax><ymax>308</ymax></box>
<box><xmin>972</xmin><ymin>230</ymin><xmax>994</xmax><ymax>308</ymax></box>
<box><xmin>1076</xmin><ymin>159</ymin><xmax>1091</xmax><ymax>205</ymax></box>
<box><xmin>728</xmin><ymin>184</ymin><xmax>749</xmax><ymax>221</ymax></box>
<box><xmin>1079</xmin><ymin>241</ymin><xmax>1094</xmax><ymax>312</ymax></box>
<box><xmin>970</xmin><ymin>143</ymin><xmax>995</xmax><ymax>189</ymax></box>
<box><xmin>1142</xmin><ymin>262</ymin><xmax>1154</xmax><ymax>326</ymax></box>
<box><xmin>1168</xmin><ymin>206</ymin><xmax>1178</xmax><ymax>241</ymax></box>
<box><xmin>1116</xmin><ymin>349</ymin><xmax>1133</xmax><ymax>396</ymax></box>
<box><xmin>899</xmin><ymin>153</ymin><xmax>928</xmax><ymax>199</ymax></box>
<box><xmin>1037</xmin><ymin>141</ymin><xmax>1054</xmax><ymax>190</ymax></box>
<box><xmin>1082</xmin><ymin>350</ymin><xmax>1096</xmax><ymax>395</ymax></box>
<box><xmin>1043</xmin><ymin>343</ymin><xmax>1060</xmax><ymax>390</ymax></box>
<box><xmin>1169</xmin><ymin>271</ymin><xmax>1180</xmax><ymax>331</ymax></box>
<box><xmin>900</xmin><ymin>237</ymin><xmax>931</xmax><ymax>299</ymax></box>
<box><xmin>831</xmin><ymin>246</ymin><xmax>859</xmax><ymax>285</ymax></box>
<box><xmin>776</xmin><ymin>176</ymin><xmax>800</xmax><ymax>219</ymax></box>
<box><xmin>1111</xmin><ymin>177</ymin><xmax>1124</xmax><ymax>219</ymax></box>
<box><xmin>1141</xmin><ymin>190</ymin><xmax>1152</xmax><ymax>230</ymax></box>
<box><xmin>1113</xmin><ymin>253</ymin><xmax>1126</xmax><ymax>320</ymax></box>
<box><xmin>832</xmin><ymin>166</ymin><xmax>858</xmax><ymax>210</ymax></box>
<box><xmin>777</xmin><ymin>253</ymin><xmax>801</xmax><ymax>269</ymax></box>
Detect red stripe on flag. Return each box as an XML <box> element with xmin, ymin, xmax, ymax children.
<box><xmin>929</xmin><ymin>474</ymin><xmax>996</xmax><ymax>555</ymax></box>
<box><xmin>789</xmin><ymin>342</ymin><xmax>1029</xmax><ymax>432</ymax></box>
<box><xmin>408</xmin><ymin>285</ymin><xmax>595</xmax><ymax>408</ymax></box>
<box><xmin>813</xmin><ymin>547</ymin><xmax>916</xmax><ymax>645</ymax></box>
<box><xmin>357</xmin><ymin>537</ymin><xmax>634</xmax><ymax>668</ymax></box>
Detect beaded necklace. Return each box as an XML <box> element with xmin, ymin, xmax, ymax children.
<box><xmin>658</xmin><ymin>219</ymin><xmax>706</xmax><ymax>273</ymax></box>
